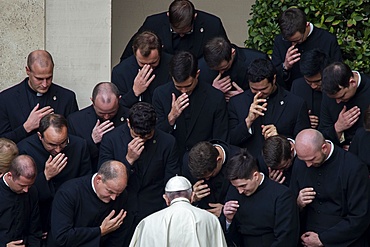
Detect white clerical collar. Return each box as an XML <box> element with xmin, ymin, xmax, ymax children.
<box><xmin>308</xmin><ymin>23</ymin><xmax>314</xmax><ymax>37</ymax></box>
<box><xmin>325</xmin><ymin>140</ymin><xmax>334</xmax><ymax>161</ymax></box>
<box><xmin>213</xmin><ymin>144</ymin><xmax>226</xmax><ymax>165</ymax></box>
<box><xmin>2</xmin><ymin>172</ymin><xmax>10</xmax><ymax>187</ymax></box>
<box><xmin>287</xmin><ymin>138</ymin><xmax>296</xmax><ymax>157</ymax></box>
<box><xmin>353</xmin><ymin>71</ymin><xmax>361</xmax><ymax>88</ymax></box>
<box><xmin>259</xmin><ymin>172</ymin><xmax>265</xmax><ymax>186</ymax></box>
<box><xmin>91</xmin><ymin>173</ymin><xmax>98</xmax><ymax>194</ymax></box>
<box><xmin>170</xmin><ymin>197</ymin><xmax>190</xmax><ymax>205</ymax></box>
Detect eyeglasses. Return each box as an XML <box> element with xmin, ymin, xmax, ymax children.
<box><xmin>42</xmin><ymin>137</ymin><xmax>69</xmax><ymax>149</ymax></box>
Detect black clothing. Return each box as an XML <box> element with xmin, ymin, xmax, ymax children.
<box><xmin>290</xmin><ymin>145</ymin><xmax>370</xmax><ymax>246</ymax></box>
<box><xmin>17</xmin><ymin>134</ymin><xmax>92</xmax><ymax>232</ymax></box>
<box><xmin>319</xmin><ymin>73</ymin><xmax>370</xmax><ymax>146</ymax></box>
<box><xmin>0</xmin><ymin>78</ymin><xmax>78</xmax><ymax>143</ymax></box>
<box><xmin>112</xmin><ymin>52</ymin><xmax>172</xmax><ymax>108</ymax></box>
<box><xmin>49</xmin><ymin>175</ymin><xmax>128</xmax><ymax>247</ymax></box>
<box><xmin>120</xmin><ymin>10</ymin><xmax>227</xmax><ymax>60</ymax></box>
<box><xmin>198</xmin><ymin>45</ymin><xmax>269</xmax><ymax>91</ymax></box>
<box><xmin>152</xmin><ymin>81</ymin><xmax>229</xmax><ymax>157</ymax></box>
<box><xmin>222</xmin><ymin>177</ymin><xmax>299</xmax><ymax>247</ymax></box>
<box><xmin>228</xmin><ymin>85</ymin><xmax>310</xmax><ymax>158</ymax></box>
<box><xmin>67</xmin><ymin>104</ymin><xmax>128</xmax><ymax>172</ymax></box>
<box><xmin>0</xmin><ymin>178</ymin><xmax>42</xmax><ymax>247</ymax></box>
<box><xmin>272</xmin><ymin>26</ymin><xmax>342</xmax><ymax>90</ymax></box>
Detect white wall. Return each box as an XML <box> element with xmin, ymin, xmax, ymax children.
<box><xmin>46</xmin><ymin>0</ymin><xmax>112</xmax><ymax>108</ymax></box>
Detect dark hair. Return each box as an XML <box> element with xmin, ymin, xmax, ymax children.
<box><xmin>262</xmin><ymin>135</ymin><xmax>292</xmax><ymax>169</ymax></box>
<box><xmin>39</xmin><ymin>114</ymin><xmax>68</xmax><ymax>137</ymax></box>
<box><xmin>247</xmin><ymin>58</ymin><xmax>276</xmax><ymax>84</ymax></box>
<box><xmin>168</xmin><ymin>0</ymin><xmax>195</xmax><ymax>29</ymax></box>
<box><xmin>27</xmin><ymin>50</ymin><xmax>54</xmax><ymax>71</ymax></box>
<box><xmin>132</xmin><ymin>31</ymin><xmax>162</xmax><ymax>56</ymax></box>
<box><xmin>169</xmin><ymin>51</ymin><xmax>198</xmax><ymax>83</ymax></box>
<box><xmin>279</xmin><ymin>8</ymin><xmax>307</xmax><ymax>40</ymax></box>
<box><xmin>9</xmin><ymin>155</ymin><xmax>37</xmax><ymax>180</ymax></box>
<box><xmin>203</xmin><ymin>37</ymin><xmax>232</xmax><ymax>69</ymax></box>
<box><xmin>98</xmin><ymin>160</ymin><xmax>128</xmax><ymax>182</ymax></box>
<box><xmin>92</xmin><ymin>82</ymin><xmax>120</xmax><ymax>100</ymax></box>
<box><xmin>364</xmin><ymin>105</ymin><xmax>370</xmax><ymax>131</ymax></box>
<box><xmin>321</xmin><ymin>62</ymin><xmax>353</xmax><ymax>95</ymax></box>
<box><xmin>188</xmin><ymin>141</ymin><xmax>219</xmax><ymax>179</ymax></box>
<box><xmin>128</xmin><ymin>102</ymin><xmax>156</xmax><ymax>136</ymax></box>
<box><xmin>300</xmin><ymin>49</ymin><xmax>330</xmax><ymax>77</ymax></box>
<box><xmin>226</xmin><ymin>149</ymin><xmax>258</xmax><ymax>181</ymax></box>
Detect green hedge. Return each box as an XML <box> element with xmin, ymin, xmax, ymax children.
<box><xmin>245</xmin><ymin>0</ymin><xmax>370</xmax><ymax>74</ymax></box>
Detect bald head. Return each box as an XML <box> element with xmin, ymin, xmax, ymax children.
<box><xmin>27</xmin><ymin>50</ymin><xmax>54</xmax><ymax>72</ymax></box>
<box><xmin>95</xmin><ymin>160</ymin><xmax>128</xmax><ymax>203</ymax></box>
<box><xmin>91</xmin><ymin>82</ymin><xmax>120</xmax><ymax>121</ymax></box>
<box><xmin>98</xmin><ymin>160</ymin><xmax>128</xmax><ymax>187</ymax></box>
<box><xmin>295</xmin><ymin>129</ymin><xmax>325</xmax><ymax>153</ymax></box>
<box><xmin>9</xmin><ymin>155</ymin><xmax>37</xmax><ymax>181</ymax></box>
<box><xmin>295</xmin><ymin>129</ymin><xmax>328</xmax><ymax>168</ymax></box>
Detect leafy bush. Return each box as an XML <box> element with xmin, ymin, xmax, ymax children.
<box><xmin>245</xmin><ymin>0</ymin><xmax>370</xmax><ymax>74</ymax></box>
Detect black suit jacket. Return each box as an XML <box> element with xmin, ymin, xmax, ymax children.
<box><xmin>120</xmin><ymin>10</ymin><xmax>227</xmax><ymax>60</ymax></box>
<box><xmin>272</xmin><ymin>26</ymin><xmax>342</xmax><ymax>90</ymax></box>
<box><xmin>319</xmin><ymin>73</ymin><xmax>370</xmax><ymax>146</ymax></box>
<box><xmin>228</xmin><ymin>85</ymin><xmax>310</xmax><ymax>157</ymax></box>
<box><xmin>67</xmin><ymin>104</ymin><xmax>129</xmax><ymax>172</ymax></box>
<box><xmin>112</xmin><ymin>52</ymin><xmax>172</xmax><ymax>108</ymax></box>
<box><xmin>17</xmin><ymin>134</ymin><xmax>91</xmax><ymax>232</ymax></box>
<box><xmin>291</xmin><ymin>77</ymin><xmax>322</xmax><ymax>118</ymax></box>
<box><xmin>98</xmin><ymin>123</ymin><xmax>180</xmax><ymax>218</ymax></box>
<box><xmin>198</xmin><ymin>45</ymin><xmax>269</xmax><ymax>91</ymax></box>
<box><xmin>152</xmin><ymin>81</ymin><xmax>229</xmax><ymax>156</ymax></box>
<box><xmin>0</xmin><ymin>78</ymin><xmax>78</xmax><ymax>143</ymax></box>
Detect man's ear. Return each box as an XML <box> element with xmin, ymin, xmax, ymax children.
<box><xmin>37</xmin><ymin>132</ymin><xmax>42</xmax><ymax>141</ymax></box>
<box><xmin>163</xmin><ymin>194</ymin><xmax>171</xmax><ymax>206</ymax></box>
<box><xmin>196</xmin><ymin>69</ymin><xmax>200</xmax><ymax>79</ymax></box>
<box><xmin>26</xmin><ymin>66</ymin><xmax>31</xmax><ymax>76</ymax></box>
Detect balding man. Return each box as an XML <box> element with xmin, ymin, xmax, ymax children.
<box><xmin>290</xmin><ymin>129</ymin><xmax>370</xmax><ymax>247</ymax></box>
<box><xmin>17</xmin><ymin>114</ymin><xmax>91</xmax><ymax>242</ymax></box>
<box><xmin>0</xmin><ymin>50</ymin><xmax>78</xmax><ymax>143</ymax></box>
<box><xmin>0</xmin><ymin>155</ymin><xmax>42</xmax><ymax>247</ymax></box>
<box><xmin>68</xmin><ymin>82</ymin><xmax>129</xmax><ymax>171</ymax></box>
<box><xmin>49</xmin><ymin>160</ymin><xmax>129</xmax><ymax>247</ymax></box>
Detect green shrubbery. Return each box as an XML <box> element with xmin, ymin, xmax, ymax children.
<box><xmin>245</xmin><ymin>0</ymin><xmax>370</xmax><ymax>74</ymax></box>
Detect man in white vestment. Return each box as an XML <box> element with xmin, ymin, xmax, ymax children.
<box><xmin>129</xmin><ymin>175</ymin><xmax>227</xmax><ymax>247</ymax></box>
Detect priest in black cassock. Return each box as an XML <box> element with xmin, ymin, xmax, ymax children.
<box><xmin>17</xmin><ymin>114</ymin><xmax>91</xmax><ymax>242</ymax></box>
<box><xmin>221</xmin><ymin>150</ymin><xmax>299</xmax><ymax>246</ymax></box>
<box><xmin>48</xmin><ymin>160</ymin><xmax>129</xmax><ymax>247</ymax></box>
<box><xmin>0</xmin><ymin>155</ymin><xmax>42</xmax><ymax>247</ymax></box>
<box><xmin>291</xmin><ymin>129</ymin><xmax>370</xmax><ymax>246</ymax></box>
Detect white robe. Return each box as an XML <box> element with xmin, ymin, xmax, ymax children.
<box><xmin>129</xmin><ymin>197</ymin><xmax>227</xmax><ymax>247</ymax></box>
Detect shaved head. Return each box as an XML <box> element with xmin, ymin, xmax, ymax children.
<box><xmin>295</xmin><ymin>129</ymin><xmax>328</xmax><ymax>168</ymax></box>
<box><xmin>295</xmin><ymin>129</ymin><xmax>325</xmax><ymax>154</ymax></box>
